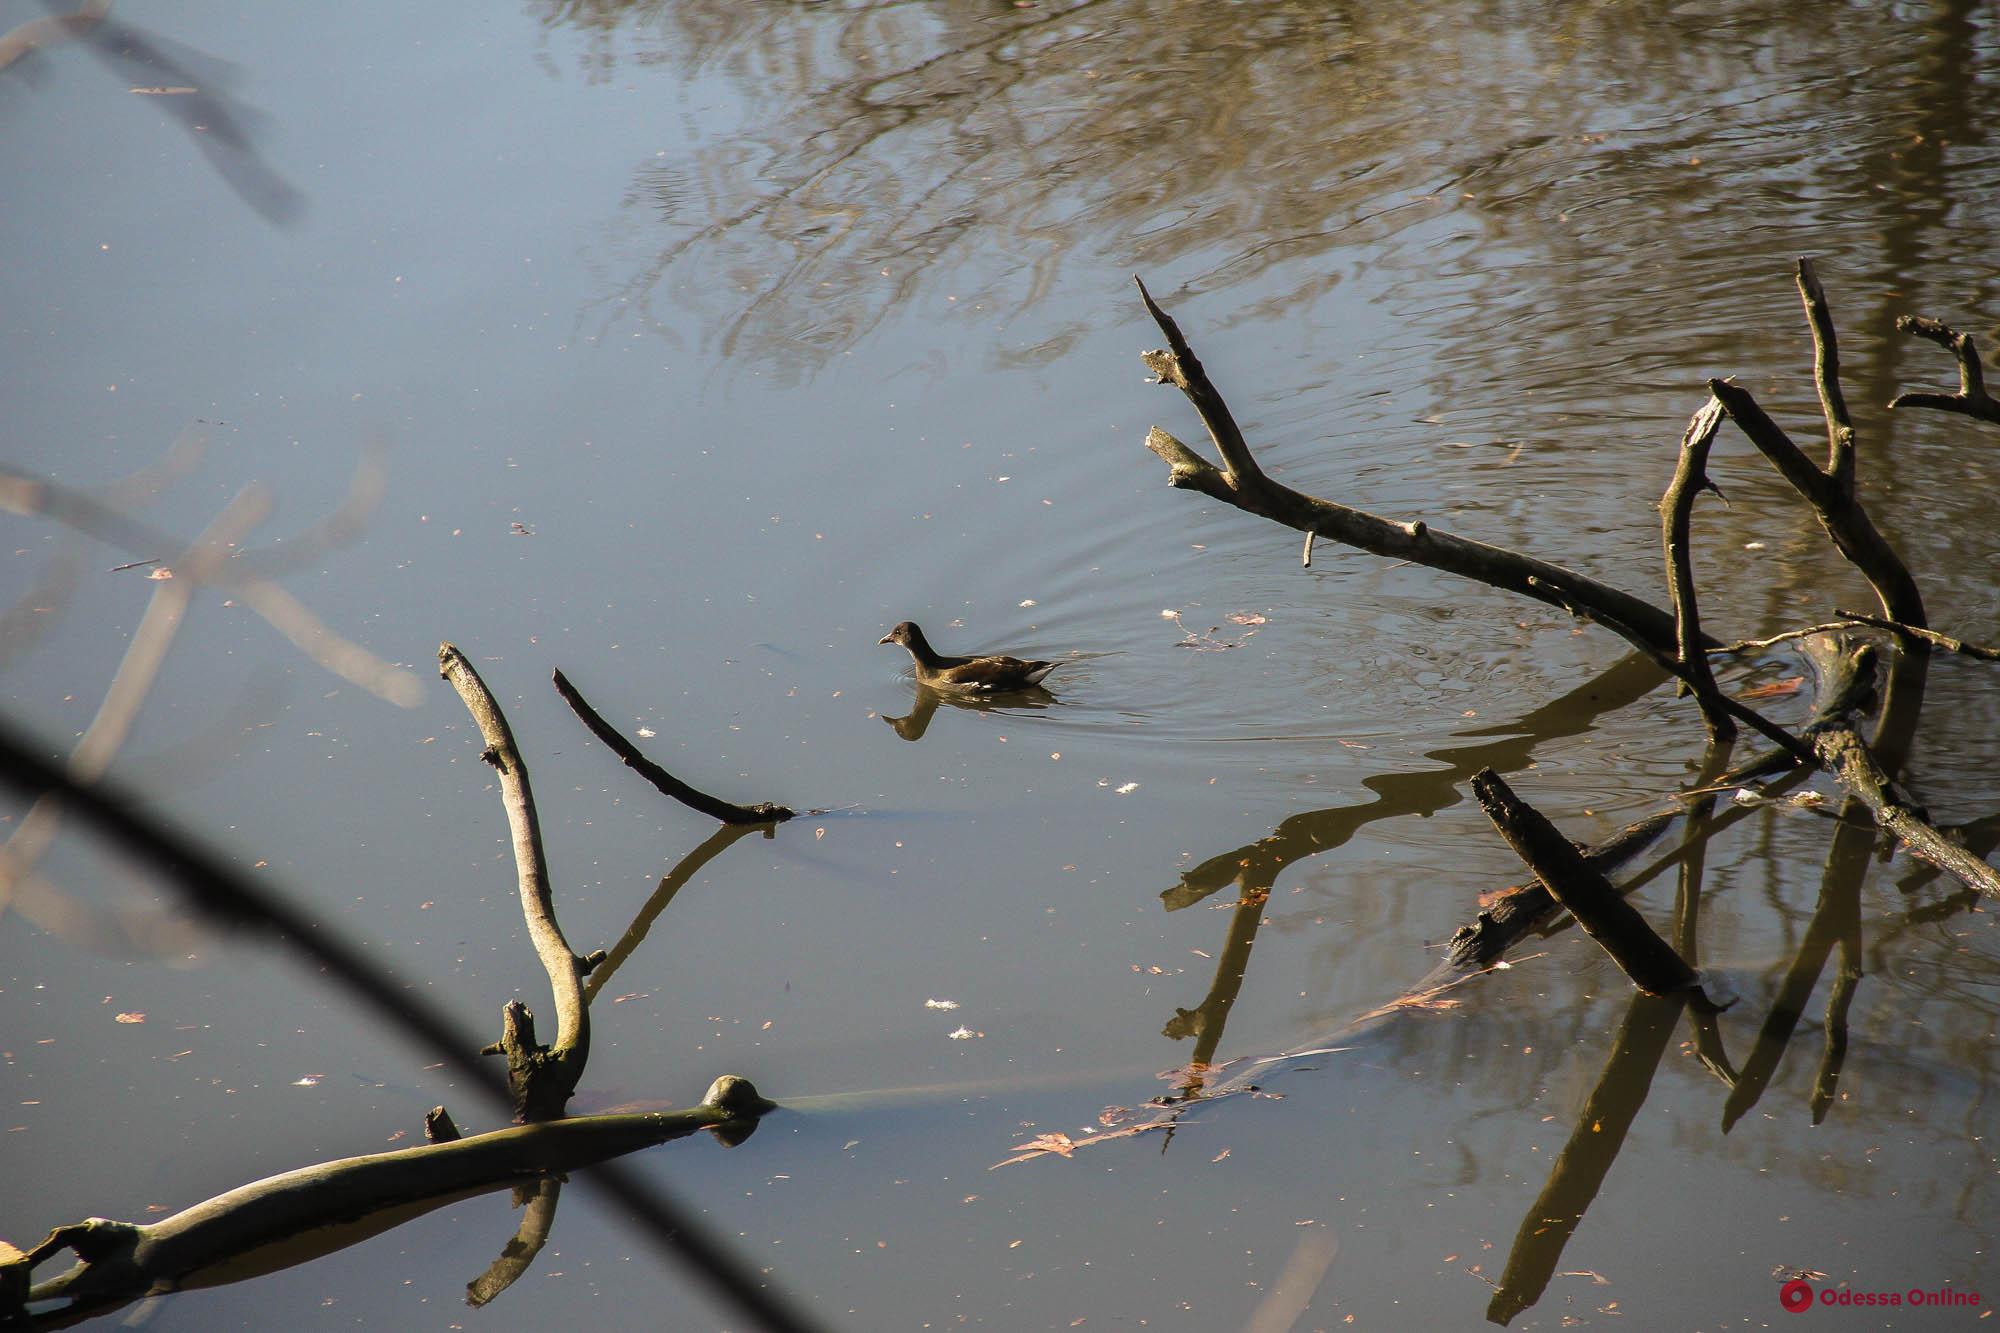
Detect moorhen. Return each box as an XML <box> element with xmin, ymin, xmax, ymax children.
<box><xmin>878</xmin><ymin>621</ymin><xmax>1058</xmax><ymax>693</ymax></box>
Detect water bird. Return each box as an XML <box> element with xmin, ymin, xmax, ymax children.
<box><xmin>878</xmin><ymin>621</ymin><xmax>1058</xmax><ymax>693</ymax></box>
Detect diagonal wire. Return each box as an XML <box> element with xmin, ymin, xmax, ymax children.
<box><xmin>0</xmin><ymin>711</ymin><xmax>823</xmax><ymax>1333</ymax></box>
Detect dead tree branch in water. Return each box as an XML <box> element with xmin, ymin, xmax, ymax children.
<box><xmin>5</xmin><ymin>1077</ymin><xmax>778</xmax><ymax>1329</ymax></box>
<box><xmin>552</xmin><ymin>668</ymin><xmax>794</xmax><ymax>824</ymax></box>
<box><xmin>439</xmin><ymin>644</ymin><xmax>590</xmax><ymax>1122</ymax></box>
<box><xmin>1470</xmin><ymin>769</ymin><xmax>1699</xmax><ymax>997</ymax></box>
<box><xmin>0</xmin><ymin>714</ymin><xmax>815</xmax><ymax>1333</ymax></box>
<box><xmin>1797</xmin><ymin>641</ymin><xmax>2000</xmax><ymax>901</ymax></box>
<box><xmin>1659</xmin><ymin>398</ymin><xmax>1735</xmax><ymax>743</ymax></box>
<box><xmin>1136</xmin><ymin>259</ymin><xmax>2000</xmax><ymax>900</ymax></box>
<box><xmin>1135</xmin><ymin>276</ymin><xmax>1690</xmax><ymax>654</ymax></box>
<box><xmin>1135</xmin><ymin>275</ymin><xmax>1815</xmax><ymax>763</ymax></box>
<box><xmin>1889</xmin><ymin>315</ymin><xmax>2000</xmax><ymax>424</ymax></box>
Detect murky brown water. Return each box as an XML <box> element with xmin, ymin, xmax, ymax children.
<box><xmin>4</xmin><ymin>1</ymin><xmax>1998</xmax><ymax>1328</ymax></box>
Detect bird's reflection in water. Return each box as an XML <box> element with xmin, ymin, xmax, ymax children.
<box><xmin>883</xmin><ymin>682</ymin><xmax>1058</xmax><ymax>741</ymax></box>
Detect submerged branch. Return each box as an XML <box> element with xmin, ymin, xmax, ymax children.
<box><xmin>0</xmin><ymin>715</ymin><xmax>817</xmax><ymax>1333</ymax></box>
<box><xmin>1470</xmin><ymin>769</ymin><xmax>1699</xmax><ymax>996</ymax></box>
<box><xmin>9</xmin><ymin>1077</ymin><xmax>777</xmax><ymax>1329</ymax></box>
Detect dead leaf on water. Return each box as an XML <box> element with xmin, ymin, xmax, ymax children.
<box><xmin>1739</xmin><ymin>676</ymin><xmax>1805</xmax><ymax>700</ymax></box>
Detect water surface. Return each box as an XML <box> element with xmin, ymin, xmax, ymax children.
<box><xmin>4</xmin><ymin>2</ymin><xmax>1998</xmax><ymax>1328</ymax></box>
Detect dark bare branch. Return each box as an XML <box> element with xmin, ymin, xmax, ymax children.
<box><xmin>1889</xmin><ymin>315</ymin><xmax>2000</xmax><ymax>424</ymax></box>
<box><xmin>1706</xmin><ymin>378</ymin><xmax>1925</xmax><ymax>626</ymax></box>
<box><xmin>1660</xmin><ymin>398</ymin><xmax>1735</xmax><ymax>742</ymax></box>
<box><xmin>1134</xmin><ymin>281</ymin><xmax>1814</xmax><ymax>762</ymax></box>
<box><xmin>1795</xmin><ymin>258</ymin><xmax>1855</xmax><ymax>489</ymax></box>
<box><xmin>552</xmin><ymin>669</ymin><xmax>793</xmax><ymax>824</ymax></box>
<box><xmin>1470</xmin><ymin>769</ymin><xmax>1700</xmax><ymax>996</ymax></box>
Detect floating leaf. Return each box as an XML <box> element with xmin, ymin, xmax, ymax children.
<box><xmin>1740</xmin><ymin>675</ymin><xmax>1805</xmax><ymax>701</ymax></box>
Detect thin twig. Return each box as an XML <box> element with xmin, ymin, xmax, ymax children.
<box><xmin>1834</xmin><ymin>609</ymin><xmax>2000</xmax><ymax>661</ymax></box>
<box><xmin>1708</xmin><ymin>621</ymin><xmax>1871</xmax><ymax>654</ymax></box>
<box><xmin>552</xmin><ymin>669</ymin><xmax>793</xmax><ymax>824</ymax></box>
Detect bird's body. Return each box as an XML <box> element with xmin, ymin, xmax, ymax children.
<box><xmin>879</xmin><ymin>621</ymin><xmax>1058</xmax><ymax>693</ymax></box>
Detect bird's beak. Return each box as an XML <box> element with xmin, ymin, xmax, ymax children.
<box><xmin>878</xmin><ymin>632</ymin><xmax>894</xmax><ymax>645</ymax></box>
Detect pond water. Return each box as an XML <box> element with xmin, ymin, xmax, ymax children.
<box><xmin>4</xmin><ymin>2</ymin><xmax>1999</xmax><ymax>1329</ymax></box>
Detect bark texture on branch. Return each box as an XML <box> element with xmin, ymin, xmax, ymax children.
<box><xmin>439</xmin><ymin>643</ymin><xmax>588</xmax><ymax>1121</ymax></box>
<box><xmin>1811</xmin><ymin>723</ymin><xmax>2000</xmax><ymax>900</ymax></box>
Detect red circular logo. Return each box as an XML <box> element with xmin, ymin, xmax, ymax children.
<box><xmin>1780</xmin><ymin>1279</ymin><xmax>1815</xmax><ymax>1313</ymax></box>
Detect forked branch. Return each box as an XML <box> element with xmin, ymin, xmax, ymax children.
<box><xmin>1889</xmin><ymin>315</ymin><xmax>2000</xmax><ymax>424</ymax></box>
